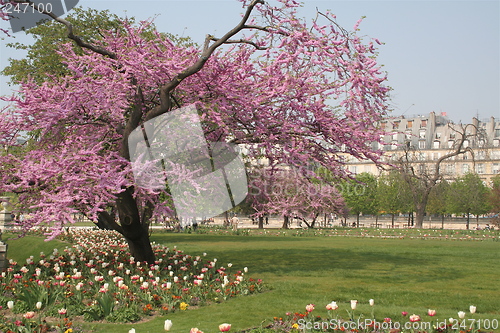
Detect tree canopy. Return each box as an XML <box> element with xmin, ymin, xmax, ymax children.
<box><xmin>0</xmin><ymin>0</ymin><xmax>389</xmax><ymax>263</ymax></box>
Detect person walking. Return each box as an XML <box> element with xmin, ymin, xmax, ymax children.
<box><xmin>231</xmin><ymin>214</ymin><xmax>239</xmax><ymax>231</ymax></box>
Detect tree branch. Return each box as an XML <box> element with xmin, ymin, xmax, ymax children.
<box><xmin>208</xmin><ymin>36</ymin><xmax>267</xmax><ymax>50</ymax></box>
<box><xmin>143</xmin><ymin>0</ymin><xmax>265</xmax><ymax>123</ymax></box>
<box><xmin>11</xmin><ymin>0</ymin><xmax>116</xmax><ymax>59</ymax></box>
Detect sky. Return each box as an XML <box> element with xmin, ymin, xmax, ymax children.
<box><xmin>0</xmin><ymin>0</ymin><xmax>499</xmax><ymax>124</ymax></box>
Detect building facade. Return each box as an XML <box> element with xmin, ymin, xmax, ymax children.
<box><xmin>345</xmin><ymin>112</ymin><xmax>500</xmax><ymax>183</ymax></box>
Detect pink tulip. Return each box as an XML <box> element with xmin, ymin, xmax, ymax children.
<box><xmin>409</xmin><ymin>314</ymin><xmax>421</xmax><ymax>322</ymax></box>
<box><xmin>326</xmin><ymin>301</ymin><xmax>338</xmax><ymax>310</ymax></box>
<box><xmin>401</xmin><ymin>311</ymin><xmax>408</xmax><ymax>316</ymax></box>
<box><xmin>23</xmin><ymin>311</ymin><xmax>35</xmax><ymax>319</ymax></box>
<box><xmin>428</xmin><ymin>309</ymin><xmax>436</xmax><ymax>317</ymax></box>
<box><xmin>219</xmin><ymin>323</ymin><xmax>231</xmax><ymax>332</ymax></box>
<box><xmin>306</xmin><ymin>304</ymin><xmax>315</xmax><ymax>312</ymax></box>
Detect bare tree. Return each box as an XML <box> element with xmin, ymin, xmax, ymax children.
<box><xmin>395</xmin><ymin>123</ymin><xmax>482</xmax><ymax>228</ymax></box>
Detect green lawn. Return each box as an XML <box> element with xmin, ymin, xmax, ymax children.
<box><xmin>101</xmin><ymin>233</ymin><xmax>500</xmax><ymax>333</ymax></box>
<box><xmin>4</xmin><ymin>232</ymin><xmax>500</xmax><ymax>332</ymax></box>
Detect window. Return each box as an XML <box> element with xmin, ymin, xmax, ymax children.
<box><xmin>463</xmin><ymin>140</ymin><xmax>469</xmax><ymax>148</ymax></box>
<box><xmin>436</xmin><ymin>132</ymin><xmax>442</xmax><ymax>139</ymax></box>
<box><xmin>448</xmin><ymin>140</ymin><xmax>454</xmax><ymax>148</ymax></box>
<box><xmin>476</xmin><ymin>163</ymin><xmax>485</xmax><ymax>174</ymax></box>
<box><xmin>494</xmin><ymin>139</ymin><xmax>500</xmax><ymax>147</ymax></box>
<box><xmin>462</xmin><ymin>164</ymin><xmax>470</xmax><ymax>174</ymax></box>
<box><xmin>493</xmin><ymin>163</ymin><xmax>500</xmax><ymax>174</ymax></box>
<box><xmin>350</xmin><ymin>165</ymin><xmax>358</xmax><ymax>174</ymax></box>
<box><xmin>421</xmin><ymin>120</ymin><xmax>427</xmax><ymax>128</ymax></box>
<box><xmin>477</xmin><ymin>151</ymin><xmax>486</xmax><ymax>160</ymax></box>
<box><xmin>380</xmin><ymin>122</ymin><xmax>387</xmax><ymax>130</ymax></box>
<box><xmin>433</xmin><ymin>140</ymin><xmax>440</xmax><ymax>149</ymax></box>
<box><xmin>446</xmin><ymin>163</ymin><xmax>456</xmax><ymax>174</ymax></box>
<box><xmin>419</xmin><ymin>140</ymin><xmax>426</xmax><ymax>149</ymax></box>
<box><xmin>419</xmin><ymin>129</ymin><xmax>426</xmax><ymax>139</ymax></box>
<box><xmin>495</xmin><ymin>129</ymin><xmax>500</xmax><ymax>137</ymax></box>
<box><xmin>393</xmin><ymin>121</ymin><xmax>400</xmax><ymax>130</ymax></box>
<box><xmin>407</xmin><ymin>120</ymin><xmax>413</xmax><ymax>129</ymax></box>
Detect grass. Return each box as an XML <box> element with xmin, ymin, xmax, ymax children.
<box><xmin>4</xmin><ymin>231</ymin><xmax>500</xmax><ymax>332</ymax></box>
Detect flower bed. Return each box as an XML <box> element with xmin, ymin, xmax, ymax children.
<box><xmin>248</xmin><ymin>302</ymin><xmax>495</xmax><ymax>333</ymax></box>
<box><xmin>0</xmin><ymin>229</ymin><xmax>263</xmax><ymax>332</ymax></box>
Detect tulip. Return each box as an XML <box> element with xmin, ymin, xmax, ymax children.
<box><xmin>7</xmin><ymin>301</ymin><xmax>13</xmax><ymax>309</ymax></box>
<box><xmin>190</xmin><ymin>328</ymin><xmax>204</xmax><ymax>333</ymax></box>
<box><xmin>470</xmin><ymin>305</ymin><xmax>476</xmax><ymax>314</ymax></box>
<box><xmin>305</xmin><ymin>304</ymin><xmax>315</xmax><ymax>312</ymax></box>
<box><xmin>36</xmin><ymin>302</ymin><xmax>42</xmax><ymax>310</ymax></box>
<box><xmin>23</xmin><ymin>311</ymin><xmax>36</xmax><ymax>319</ymax></box>
<box><xmin>164</xmin><ymin>319</ymin><xmax>173</xmax><ymax>331</ymax></box>
<box><xmin>219</xmin><ymin>323</ymin><xmax>231</xmax><ymax>332</ymax></box>
<box><xmin>428</xmin><ymin>309</ymin><xmax>436</xmax><ymax>316</ymax></box>
<box><xmin>129</xmin><ymin>329</ymin><xmax>136</xmax><ymax>333</ymax></box>
<box><xmin>58</xmin><ymin>308</ymin><xmax>67</xmax><ymax>315</ymax></box>
<box><xmin>350</xmin><ymin>300</ymin><xmax>357</xmax><ymax>310</ymax></box>
<box><xmin>369</xmin><ymin>299</ymin><xmax>375</xmax><ymax>306</ymax></box>
<box><xmin>326</xmin><ymin>301</ymin><xmax>338</xmax><ymax>310</ymax></box>
<box><xmin>409</xmin><ymin>314</ymin><xmax>421</xmax><ymax>322</ymax></box>
<box><xmin>458</xmin><ymin>311</ymin><xmax>466</xmax><ymax>319</ymax></box>
<box><xmin>401</xmin><ymin>311</ymin><xmax>408</xmax><ymax>316</ymax></box>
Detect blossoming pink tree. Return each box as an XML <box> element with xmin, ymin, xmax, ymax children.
<box><xmin>248</xmin><ymin>168</ymin><xmax>348</xmax><ymax>228</ymax></box>
<box><xmin>0</xmin><ymin>0</ymin><xmax>389</xmax><ymax>263</ymax></box>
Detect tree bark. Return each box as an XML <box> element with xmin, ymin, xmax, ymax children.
<box><xmin>116</xmin><ymin>187</ymin><xmax>155</xmax><ymax>264</ymax></box>
<box><xmin>282</xmin><ymin>215</ymin><xmax>289</xmax><ymax>229</ymax></box>
<box><xmin>258</xmin><ymin>216</ymin><xmax>264</xmax><ymax>229</ymax></box>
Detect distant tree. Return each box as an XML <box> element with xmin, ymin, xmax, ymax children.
<box><xmin>448</xmin><ymin>173</ymin><xmax>491</xmax><ymax>229</ymax></box>
<box><xmin>250</xmin><ymin>168</ymin><xmax>347</xmax><ymax>229</ymax></box>
<box><xmin>342</xmin><ymin>172</ymin><xmax>378</xmax><ymax>227</ymax></box>
<box><xmin>377</xmin><ymin>171</ymin><xmax>413</xmax><ymax>227</ymax></box>
<box><xmin>426</xmin><ymin>179</ymin><xmax>451</xmax><ymax>228</ymax></box>
<box><xmin>488</xmin><ymin>175</ymin><xmax>500</xmax><ymax>227</ymax></box>
<box><xmin>395</xmin><ymin>124</ymin><xmax>481</xmax><ymax>228</ymax></box>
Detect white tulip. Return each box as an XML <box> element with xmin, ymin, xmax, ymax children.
<box><xmin>164</xmin><ymin>319</ymin><xmax>173</xmax><ymax>331</ymax></box>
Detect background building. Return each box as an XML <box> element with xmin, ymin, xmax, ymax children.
<box><xmin>345</xmin><ymin>112</ymin><xmax>500</xmax><ymax>183</ymax></box>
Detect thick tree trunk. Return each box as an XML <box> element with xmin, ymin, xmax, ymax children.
<box><xmin>116</xmin><ymin>188</ymin><xmax>156</xmax><ymax>264</ymax></box>
<box><xmin>414</xmin><ymin>204</ymin><xmax>426</xmax><ymax>228</ymax></box>
<box><xmin>124</xmin><ymin>230</ymin><xmax>155</xmax><ymax>263</ymax></box>
<box><xmin>282</xmin><ymin>215</ymin><xmax>289</xmax><ymax>229</ymax></box>
<box><xmin>258</xmin><ymin>216</ymin><xmax>264</xmax><ymax>229</ymax></box>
